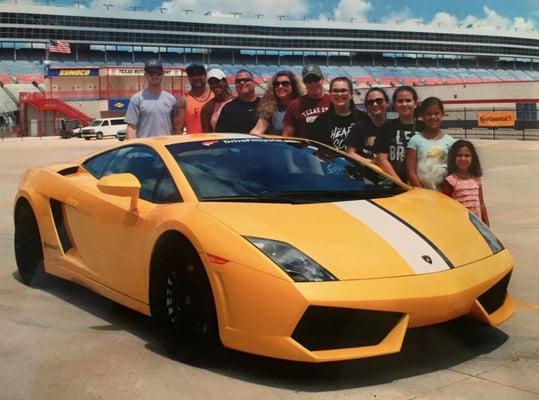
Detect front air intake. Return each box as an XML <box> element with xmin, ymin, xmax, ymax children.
<box><xmin>292</xmin><ymin>306</ymin><xmax>403</xmax><ymax>351</ymax></box>
<box><xmin>478</xmin><ymin>271</ymin><xmax>512</xmax><ymax>314</ymax></box>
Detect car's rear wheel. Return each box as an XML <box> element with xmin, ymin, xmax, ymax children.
<box><xmin>14</xmin><ymin>201</ymin><xmax>44</xmax><ymax>286</ymax></box>
<box><xmin>95</xmin><ymin>131</ymin><xmax>103</xmax><ymax>140</ymax></box>
<box><xmin>150</xmin><ymin>238</ymin><xmax>220</xmax><ymax>361</ymax></box>
<box><xmin>84</xmin><ymin>137</ymin><xmax>90</xmax><ymax>141</ymax></box>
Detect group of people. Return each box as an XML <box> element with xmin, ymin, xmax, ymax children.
<box><xmin>124</xmin><ymin>59</ymin><xmax>489</xmax><ymax>225</ymax></box>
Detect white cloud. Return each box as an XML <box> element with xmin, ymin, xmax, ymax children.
<box><xmin>376</xmin><ymin>5</ymin><xmax>535</xmax><ymax>31</ymax></box>
<box><xmin>430</xmin><ymin>12</ymin><xmax>458</xmax><ymax>28</ymax></box>
<box><xmin>332</xmin><ymin>0</ymin><xmax>371</xmax><ymax>23</ymax></box>
<box><xmin>155</xmin><ymin>0</ymin><xmax>308</xmax><ymax>19</ymax></box>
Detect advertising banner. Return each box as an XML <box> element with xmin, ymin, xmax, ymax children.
<box><xmin>108</xmin><ymin>98</ymin><xmax>130</xmax><ymax>112</ymax></box>
<box><xmin>107</xmin><ymin>68</ymin><xmax>184</xmax><ymax>77</ymax></box>
<box><xmin>46</xmin><ymin>68</ymin><xmax>99</xmax><ymax>78</ymax></box>
<box><xmin>477</xmin><ymin>111</ymin><xmax>516</xmax><ymax>127</ymax></box>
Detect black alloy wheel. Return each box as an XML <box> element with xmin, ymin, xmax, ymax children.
<box><xmin>151</xmin><ymin>242</ymin><xmax>220</xmax><ymax>360</ymax></box>
<box><xmin>14</xmin><ymin>203</ymin><xmax>44</xmax><ymax>285</ymax></box>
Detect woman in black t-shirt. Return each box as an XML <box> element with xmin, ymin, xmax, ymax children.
<box><xmin>374</xmin><ymin>85</ymin><xmax>423</xmax><ymax>182</ymax></box>
<box><xmin>345</xmin><ymin>87</ymin><xmax>389</xmax><ymax>164</ymax></box>
<box><xmin>310</xmin><ymin>76</ymin><xmax>368</xmax><ymax>151</ymax></box>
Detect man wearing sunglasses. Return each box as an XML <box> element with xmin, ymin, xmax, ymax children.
<box><xmin>282</xmin><ymin>64</ymin><xmax>331</xmax><ymax>138</ymax></box>
<box><xmin>215</xmin><ymin>69</ymin><xmax>260</xmax><ymax>133</ymax></box>
<box><xmin>125</xmin><ymin>59</ymin><xmax>179</xmax><ymax>139</ymax></box>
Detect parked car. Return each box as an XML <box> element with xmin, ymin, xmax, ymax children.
<box><xmin>71</xmin><ymin>127</ymin><xmax>82</xmax><ymax>138</ymax></box>
<box><xmin>14</xmin><ymin>134</ymin><xmax>515</xmax><ymax>362</ymax></box>
<box><xmin>116</xmin><ymin>128</ymin><xmax>127</xmax><ymax>141</ymax></box>
<box><xmin>80</xmin><ymin>118</ymin><xmax>127</xmax><ymax>140</ymax></box>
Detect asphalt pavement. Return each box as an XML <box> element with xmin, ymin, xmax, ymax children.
<box><xmin>0</xmin><ymin>136</ymin><xmax>538</xmax><ymax>400</ymax></box>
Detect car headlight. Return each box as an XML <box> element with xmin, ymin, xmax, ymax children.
<box><xmin>469</xmin><ymin>212</ymin><xmax>504</xmax><ymax>254</ymax></box>
<box><xmin>245</xmin><ymin>237</ymin><xmax>338</xmax><ymax>282</ymax></box>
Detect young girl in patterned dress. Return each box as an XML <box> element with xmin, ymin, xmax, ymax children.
<box><xmin>442</xmin><ymin>140</ymin><xmax>490</xmax><ymax>226</ymax></box>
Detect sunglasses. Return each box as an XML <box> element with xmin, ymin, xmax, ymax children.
<box><xmin>303</xmin><ymin>76</ymin><xmax>321</xmax><ymax>84</ymax></box>
<box><xmin>235</xmin><ymin>77</ymin><xmax>252</xmax><ymax>84</ymax></box>
<box><xmin>146</xmin><ymin>71</ymin><xmax>163</xmax><ymax>77</ymax></box>
<box><xmin>273</xmin><ymin>80</ymin><xmax>291</xmax><ymax>88</ymax></box>
<box><xmin>366</xmin><ymin>98</ymin><xmax>386</xmax><ymax>106</ymax></box>
<box><xmin>331</xmin><ymin>88</ymin><xmax>350</xmax><ymax>95</ymax></box>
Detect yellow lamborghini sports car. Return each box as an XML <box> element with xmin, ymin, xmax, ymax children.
<box><xmin>14</xmin><ymin>134</ymin><xmax>515</xmax><ymax>362</ymax></box>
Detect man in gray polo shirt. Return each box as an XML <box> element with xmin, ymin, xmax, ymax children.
<box><xmin>125</xmin><ymin>59</ymin><xmax>179</xmax><ymax>139</ymax></box>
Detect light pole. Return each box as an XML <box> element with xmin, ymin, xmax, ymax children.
<box><xmin>103</xmin><ymin>3</ymin><xmax>114</xmax><ymax>10</ymax></box>
<box><xmin>182</xmin><ymin>9</ymin><xmax>193</xmax><ymax>15</ymax></box>
<box><xmin>158</xmin><ymin>7</ymin><xmax>167</xmax><ymax>13</ymax></box>
<box><xmin>231</xmin><ymin>12</ymin><xmax>242</xmax><ymax>18</ymax></box>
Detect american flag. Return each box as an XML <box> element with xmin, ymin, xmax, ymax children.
<box><xmin>49</xmin><ymin>39</ymin><xmax>71</xmax><ymax>54</ymax></box>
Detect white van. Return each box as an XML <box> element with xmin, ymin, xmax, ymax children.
<box><xmin>80</xmin><ymin>118</ymin><xmax>127</xmax><ymax>140</ymax></box>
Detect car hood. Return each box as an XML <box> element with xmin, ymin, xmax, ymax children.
<box><xmin>197</xmin><ymin>189</ymin><xmax>495</xmax><ymax>280</ymax></box>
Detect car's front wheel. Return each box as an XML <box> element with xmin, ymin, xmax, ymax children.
<box><xmin>14</xmin><ymin>201</ymin><xmax>44</xmax><ymax>285</ymax></box>
<box><xmin>150</xmin><ymin>238</ymin><xmax>220</xmax><ymax>361</ymax></box>
<box><xmin>95</xmin><ymin>132</ymin><xmax>103</xmax><ymax>140</ymax></box>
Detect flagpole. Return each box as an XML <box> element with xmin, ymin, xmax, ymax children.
<box><xmin>46</xmin><ymin>40</ymin><xmax>49</xmax><ymax>61</ymax></box>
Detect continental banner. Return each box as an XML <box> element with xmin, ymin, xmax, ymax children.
<box><xmin>477</xmin><ymin>111</ymin><xmax>516</xmax><ymax>127</ymax></box>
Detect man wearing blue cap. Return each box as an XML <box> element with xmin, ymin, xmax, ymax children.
<box><xmin>125</xmin><ymin>59</ymin><xmax>179</xmax><ymax>139</ymax></box>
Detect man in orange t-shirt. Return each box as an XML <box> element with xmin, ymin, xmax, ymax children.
<box><xmin>177</xmin><ymin>63</ymin><xmax>214</xmax><ymax>133</ymax></box>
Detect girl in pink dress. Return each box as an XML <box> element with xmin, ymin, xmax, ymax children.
<box><xmin>442</xmin><ymin>140</ymin><xmax>490</xmax><ymax>226</ymax></box>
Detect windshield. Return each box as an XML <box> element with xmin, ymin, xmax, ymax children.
<box><xmin>89</xmin><ymin>120</ymin><xmax>102</xmax><ymax>126</ymax></box>
<box><xmin>167</xmin><ymin>138</ymin><xmax>406</xmax><ymax>203</ymax></box>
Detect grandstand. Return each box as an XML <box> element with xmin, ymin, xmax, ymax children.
<box><xmin>1</xmin><ymin>3</ymin><xmax>538</xmax><ymax>135</ymax></box>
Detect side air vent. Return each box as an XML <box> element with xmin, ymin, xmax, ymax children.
<box><xmin>50</xmin><ymin>199</ymin><xmax>72</xmax><ymax>252</ymax></box>
<box><xmin>478</xmin><ymin>271</ymin><xmax>512</xmax><ymax>314</ymax></box>
<box><xmin>57</xmin><ymin>166</ymin><xmax>79</xmax><ymax>176</ymax></box>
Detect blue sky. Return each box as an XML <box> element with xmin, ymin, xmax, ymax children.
<box><xmin>29</xmin><ymin>0</ymin><xmax>539</xmax><ymax>30</ymax></box>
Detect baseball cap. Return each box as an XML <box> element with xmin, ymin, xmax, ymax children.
<box><xmin>185</xmin><ymin>63</ymin><xmax>207</xmax><ymax>76</ymax></box>
<box><xmin>207</xmin><ymin>68</ymin><xmax>226</xmax><ymax>81</ymax></box>
<box><xmin>302</xmin><ymin>64</ymin><xmax>323</xmax><ymax>79</ymax></box>
<box><xmin>144</xmin><ymin>59</ymin><xmax>163</xmax><ymax>72</ymax></box>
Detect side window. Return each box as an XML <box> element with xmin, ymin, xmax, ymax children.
<box><xmin>103</xmin><ymin>146</ymin><xmax>180</xmax><ymax>203</ymax></box>
<box><xmin>102</xmin><ymin>120</ymin><xmax>110</xmax><ymax>127</ymax></box>
<box><xmin>111</xmin><ymin>119</ymin><xmax>125</xmax><ymax>126</ymax></box>
<box><xmin>82</xmin><ymin>149</ymin><xmax>119</xmax><ymax>178</ymax></box>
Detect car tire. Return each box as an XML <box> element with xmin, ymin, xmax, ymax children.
<box><xmin>118</xmin><ymin>137</ymin><xmax>125</xmax><ymax>141</ymax></box>
<box><xmin>14</xmin><ymin>200</ymin><xmax>45</xmax><ymax>286</ymax></box>
<box><xmin>84</xmin><ymin>137</ymin><xmax>90</xmax><ymax>141</ymax></box>
<box><xmin>150</xmin><ymin>238</ymin><xmax>220</xmax><ymax>362</ymax></box>
<box><xmin>96</xmin><ymin>132</ymin><xmax>103</xmax><ymax>140</ymax></box>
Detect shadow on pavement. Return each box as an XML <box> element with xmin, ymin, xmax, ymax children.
<box><xmin>14</xmin><ymin>271</ymin><xmax>509</xmax><ymax>392</ymax></box>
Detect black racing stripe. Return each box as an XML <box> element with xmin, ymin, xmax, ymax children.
<box><xmin>367</xmin><ymin>200</ymin><xmax>454</xmax><ymax>269</ymax></box>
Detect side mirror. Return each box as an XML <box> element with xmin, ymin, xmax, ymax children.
<box><xmin>97</xmin><ymin>173</ymin><xmax>141</xmax><ymax>211</ymax></box>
